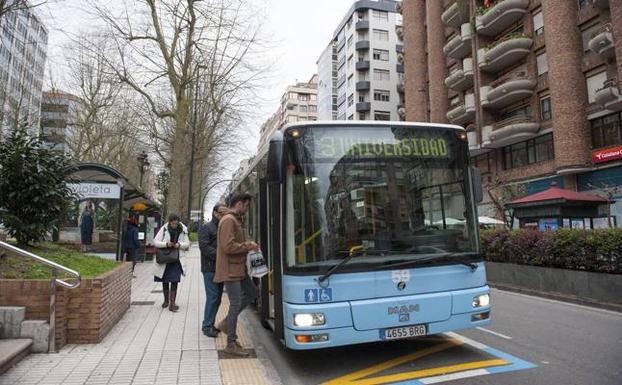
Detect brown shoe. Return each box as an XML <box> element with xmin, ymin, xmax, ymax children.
<box><xmin>224</xmin><ymin>342</ymin><xmax>249</xmax><ymax>357</ymax></box>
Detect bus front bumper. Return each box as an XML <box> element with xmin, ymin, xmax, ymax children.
<box><xmin>284</xmin><ymin>309</ymin><xmax>491</xmax><ymax>350</ymax></box>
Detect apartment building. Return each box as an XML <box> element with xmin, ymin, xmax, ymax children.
<box><xmin>40</xmin><ymin>90</ymin><xmax>82</xmax><ymax>153</ymax></box>
<box><xmin>257</xmin><ymin>75</ymin><xmax>319</xmax><ymax>151</ymax></box>
<box><xmin>0</xmin><ymin>5</ymin><xmax>48</xmax><ymax>137</ymax></box>
<box><xmin>402</xmin><ymin>0</ymin><xmax>622</xmax><ymax>226</ymax></box>
<box><xmin>317</xmin><ymin>0</ymin><xmax>405</xmax><ymax>122</ymax></box>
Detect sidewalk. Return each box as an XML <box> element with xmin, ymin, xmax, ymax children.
<box><xmin>0</xmin><ymin>246</ymin><xmax>274</xmax><ymax>385</ymax></box>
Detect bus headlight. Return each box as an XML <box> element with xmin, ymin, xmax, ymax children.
<box><xmin>293</xmin><ymin>313</ymin><xmax>326</xmax><ymax>327</ymax></box>
<box><xmin>473</xmin><ymin>294</ymin><xmax>490</xmax><ymax>308</ymax></box>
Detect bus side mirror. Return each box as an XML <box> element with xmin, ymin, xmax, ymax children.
<box><xmin>472</xmin><ymin>167</ymin><xmax>483</xmax><ymax>203</ymax></box>
<box><xmin>267</xmin><ymin>131</ymin><xmax>284</xmax><ymax>184</ymax></box>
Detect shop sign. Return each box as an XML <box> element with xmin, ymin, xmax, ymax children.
<box><xmin>592</xmin><ymin>145</ymin><xmax>622</xmax><ymax>164</ymax></box>
<box><xmin>68</xmin><ymin>183</ymin><xmax>121</xmax><ymax>199</ymax></box>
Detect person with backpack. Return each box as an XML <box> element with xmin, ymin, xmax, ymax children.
<box><xmin>153</xmin><ymin>214</ymin><xmax>190</xmax><ymax>312</ymax></box>
<box><xmin>199</xmin><ymin>203</ymin><xmax>224</xmax><ymax>337</ymax></box>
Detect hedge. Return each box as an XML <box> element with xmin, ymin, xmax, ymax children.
<box><xmin>481</xmin><ymin>228</ymin><xmax>622</xmax><ymax>274</ymax></box>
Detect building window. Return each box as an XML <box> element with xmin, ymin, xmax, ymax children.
<box><xmin>591</xmin><ymin>112</ymin><xmax>622</xmax><ymax>149</ymax></box>
<box><xmin>581</xmin><ymin>23</ymin><xmax>601</xmax><ymax>53</ymax></box>
<box><xmin>300</xmin><ymin>105</ymin><xmax>308</xmax><ymax>112</ymax></box>
<box><xmin>449</xmin><ymin>95</ymin><xmax>460</xmax><ymax>107</ymax></box>
<box><xmin>586</xmin><ymin>71</ymin><xmax>607</xmax><ymax>104</ymax></box>
<box><xmin>540</xmin><ymin>96</ymin><xmax>551</xmax><ymax>121</ymax></box>
<box><xmin>373</xmin><ymin>49</ymin><xmax>389</xmax><ymax>61</ymax></box>
<box><xmin>373</xmin><ymin>89</ymin><xmax>390</xmax><ymax>102</ymax></box>
<box><xmin>309</xmin><ymin>105</ymin><xmax>317</xmax><ymax>112</ymax></box>
<box><xmin>347</xmin><ymin>36</ymin><xmax>353</xmax><ymax>49</ymax></box>
<box><xmin>473</xmin><ymin>153</ymin><xmax>491</xmax><ymax>174</ymax></box>
<box><xmin>372</xmin><ymin>10</ymin><xmax>389</xmax><ymax>21</ymax></box>
<box><xmin>503</xmin><ymin>133</ymin><xmax>554</xmax><ymax>169</ymax></box>
<box><xmin>348</xmin><ymin>94</ymin><xmax>354</xmax><ymax>107</ymax></box>
<box><xmin>348</xmin><ymin>55</ymin><xmax>353</xmax><ymax>68</ymax></box>
<box><xmin>578</xmin><ymin>0</ymin><xmax>590</xmax><ymax>9</ymax></box>
<box><xmin>359</xmin><ymin>94</ymin><xmax>365</xmax><ymax>102</ymax></box>
<box><xmin>373</xmin><ymin>69</ymin><xmax>390</xmax><ymax>81</ymax></box>
<box><xmin>536</xmin><ymin>51</ymin><xmax>548</xmax><ymax>76</ymax></box>
<box><xmin>373</xmin><ymin>29</ymin><xmax>389</xmax><ymax>41</ymax></box>
<box><xmin>359</xmin><ymin>112</ymin><xmax>366</xmax><ymax>120</ymax></box>
<box><xmin>374</xmin><ymin>111</ymin><xmax>391</xmax><ymax>121</ymax></box>
<box><xmin>533</xmin><ymin>11</ymin><xmax>544</xmax><ymax>36</ymax></box>
<box><xmin>298</xmin><ymin>93</ymin><xmax>310</xmax><ymax>101</ymax></box>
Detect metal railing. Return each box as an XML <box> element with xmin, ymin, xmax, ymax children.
<box><xmin>0</xmin><ymin>241</ymin><xmax>81</xmax><ymax>353</ymax></box>
<box><xmin>494</xmin><ymin>113</ymin><xmax>533</xmax><ymax>129</ymax></box>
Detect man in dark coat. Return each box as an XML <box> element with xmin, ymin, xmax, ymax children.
<box><xmin>123</xmin><ymin>215</ymin><xmax>141</xmax><ymax>277</ymax></box>
<box><xmin>199</xmin><ymin>203</ymin><xmax>224</xmax><ymax>337</ymax></box>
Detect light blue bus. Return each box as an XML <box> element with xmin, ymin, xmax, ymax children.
<box><xmin>234</xmin><ymin>121</ymin><xmax>490</xmax><ymax>350</ymax></box>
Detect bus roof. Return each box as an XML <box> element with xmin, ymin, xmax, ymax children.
<box><xmin>279</xmin><ymin>121</ymin><xmax>466</xmax><ymax>132</ymax></box>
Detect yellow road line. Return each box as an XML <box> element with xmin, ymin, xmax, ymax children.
<box><xmin>321</xmin><ymin>339</ymin><xmax>462</xmax><ymax>385</ymax></box>
<box><xmin>350</xmin><ymin>359</ymin><xmax>509</xmax><ymax>385</ymax></box>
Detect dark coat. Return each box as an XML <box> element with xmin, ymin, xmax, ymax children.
<box><xmin>199</xmin><ymin>217</ymin><xmax>219</xmax><ymax>273</ymax></box>
<box><xmin>123</xmin><ymin>222</ymin><xmax>141</xmax><ymax>251</ymax></box>
<box><xmin>80</xmin><ymin>211</ymin><xmax>94</xmax><ymax>245</ymax></box>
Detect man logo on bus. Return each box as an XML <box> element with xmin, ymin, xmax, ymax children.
<box><xmin>388</xmin><ymin>304</ymin><xmax>420</xmax><ymax>316</ymax></box>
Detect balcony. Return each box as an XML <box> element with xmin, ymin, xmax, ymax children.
<box><xmin>398</xmin><ymin>104</ymin><xmax>406</xmax><ymax>119</ymax></box>
<box><xmin>356</xmin><ymin>60</ymin><xmax>370</xmax><ymax>71</ymax></box>
<box><xmin>356</xmin><ymin>102</ymin><xmax>371</xmax><ymax>112</ymax></box>
<box><xmin>356</xmin><ymin>40</ymin><xmax>370</xmax><ymax>51</ymax></box>
<box><xmin>467</xmin><ymin>130</ymin><xmax>491</xmax><ymax>156</ymax></box>
<box><xmin>396</xmin><ymin>44</ymin><xmax>404</xmax><ymax>54</ymax></box>
<box><xmin>475</xmin><ymin>0</ymin><xmax>530</xmax><ymax>37</ymax></box>
<box><xmin>356</xmin><ymin>81</ymin><xmax>371</xmax><ymax>91</ymax></box>
<box><xmin>446</xmin><ymin>93</ymin><xmax>475</xmax><ymax>125</ymax></box>
<box><xmin>595</xmin><ymin>78</ymin><xmax>622</xmax><ymax>110</ymax></box>
<box><xmin>396</xmin><ymin>25</ymin><xmax>404</xmax><ymax>41</ymax></box>
<box><xmin>443</xmin><ymin>23</ymin><xmax>473</xmax><ymax>60</ymax></box>
<box><xmin>486</xmin><ymin>115</ymin><xmax>540</xmax><ymax>148</ymax></box>
<box><xmin>397</xmin><ymin>81</ymin><xmax>405</xmax><ymax>93</ymax></box>
<box><xmin>441</xmin><ymin>1</ymin><xmax>470</xmax><ymax>29</ymax></box>
<box><xmin>355</xmin><ymin>20</ymin><xmax>369</xmax><ymax>30</ymax></box>
<box><xmin>478</xmin><ymin>34</ymin><xmax>533</xmax><ymax>72</ymax></box>
<box><xmin>444</xmin><ymin>57</ymin><xmax>474</xmax><ymax>91</ymax></box>
<box><xmin>480</xmin><ymin>72</ymin><xmax>536</xmax><ymax>109</ymax></box>
<box><xmin>396</xmin><ymin>63</ymin><xmax>404</xmax><ymax>73</ymax></box>
<box><xmin>588</xmin><ymin>25</ymin><xmax>615</xmax><ymax>59</ymax></box>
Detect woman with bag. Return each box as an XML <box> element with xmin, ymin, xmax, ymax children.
<box><xmin>153</xmin><ymin>214</ymin><xmax>190</xmax><ymax>312</ymax></box>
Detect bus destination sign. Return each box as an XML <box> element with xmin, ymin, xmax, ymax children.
<box><xmin>314</xmin><ymin>135</ymin><xmax>450</xmax><ymax>160</ymax></box>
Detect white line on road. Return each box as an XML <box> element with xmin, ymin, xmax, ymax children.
<box><xmin>476</xmin><ymin>327</ymin><xmax>513</xmax><ymax>340</ymax></box>
<box><xmin>419</xmin><ymin>369</ymin><xmax>490</xmax><ymax>384</ymax></box>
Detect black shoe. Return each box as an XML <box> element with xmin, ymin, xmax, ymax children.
<box><xmin>213</xmin><ymin>327</ymin><xmax>221</xmax><ymax>333</ymax></box>
<box><xmin>203</xmin><ymin>327</ymin><xmax>219</xmax><ymax>338</ymax></box>
<box><xmin>162</xmin><ymin>301</ymin><xmax>169</xmax><ymax>308</ymax></box>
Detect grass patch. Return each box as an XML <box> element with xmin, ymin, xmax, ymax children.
<box><xmin>0</xmin><ymin>242</ymin><xmax>120</xmax><ymax>279</ymax></box>
<box><xmin>189</xmin><ymin>232</ymin><xmax>199</xmax><ymax>242</ymax></box>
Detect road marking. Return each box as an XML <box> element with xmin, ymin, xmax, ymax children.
<box><xmin>352</xmin><ymin>359</ymin><xmax>508</xmax><ymax>385</ymax></box>
<box><xmin>321</xmin><ymin>340</ymin><xmax>461</xmax><ymax>385</ymax></box>
<box><xmin>476</xmin><ymin>326</ymin><xmax>513</xmax><ymax>340</ymax></box>
<box><xmin>444</xmin><ymin>331</ymin><xmax>489</xmax><ymax>350</ymax></box>
<box><xmin>419</xmin><ymin>368</ymin><xmax>489</xmax><ymax>384</ymax></box>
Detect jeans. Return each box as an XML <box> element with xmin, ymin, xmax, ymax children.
<box><xmin>224</xmin><ymin>275</ymin><xmax>257</xmax><ymax>344</ymax></box>
<box><xmin>202</xmin><ymin>272</ymin><xmax>223</xmax><ymax>330</ymax></box>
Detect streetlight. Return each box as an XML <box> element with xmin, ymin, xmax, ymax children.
<box><xmin>136</xmin><ymin>150</ymin><xmax>150</xmax><ymax>189</ymax></box>
<box><xmin>186</xmin><ymin>64</ymin><xmax>208</xmax><ymax>223</ymax></box>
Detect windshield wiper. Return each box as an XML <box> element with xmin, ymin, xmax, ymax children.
<box><xmin>382</xmin><ymin>253</ymin><xmax>480</xmax><ymax>272</ymax></box>
<box><xmin>318</xmin><ymin>247</ymin><xmax>367</xmax><ymax>283</ymax></box>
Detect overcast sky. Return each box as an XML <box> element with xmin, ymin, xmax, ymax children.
<box><xmin>37</xmin><ymin>0</ymin><xmax>356</xmax><ymax>215</ymax></box>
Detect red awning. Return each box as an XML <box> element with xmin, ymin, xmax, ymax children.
<box><xmin>509</xmin><ymin>183</ymin><xmax>611</xmax><ymax>206</ymax></box>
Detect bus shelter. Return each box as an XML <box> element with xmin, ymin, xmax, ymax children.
<box><xmin>506</xmin><ymin>182</ymin><xmax>615</xmax><ymax>230</ymax></box>
<box><xmin>65</xmin><ymin>163</ymin><xmax>160</xmax><ymax>260</ymax></box>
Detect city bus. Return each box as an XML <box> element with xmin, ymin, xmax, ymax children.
<box><xmin>232</xmin><ymin>121</ymin><xmax>490</xmax><ymax>350</ymax></box>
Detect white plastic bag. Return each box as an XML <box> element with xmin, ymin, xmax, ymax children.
<box><xmin>247</xmin><ymin>250</ymin><xmax>268</xmax><ymax>278</ymax></box>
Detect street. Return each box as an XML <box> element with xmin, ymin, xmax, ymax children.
<box><xmin>245</xmin><ymin>289</ymin><xmax>622</xmax><ymax>385</ymax></box>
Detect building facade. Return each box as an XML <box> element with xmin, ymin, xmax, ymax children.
<box><xmin>402</xmin><ymin>0</ymin><xmax>622</xmax><ymax>227</ymax></box>
<box><xmin>257</xmin><ymin>75</ymin><xmax>319</xmax><ymax>151</ymax></box>
<box><xmin>0</xmin><ymin>5</ymin><xmax>48</xmax><ymax>137</ymax></box>
<box><xmin>40</xmin><ymin>90</ymin><xmax>82</xmax><ymax>153</ymax></box>
<box><xmin>317</xmin><ymin>0</ymin><xmax>405</xmax><ymax>122</ymax></box>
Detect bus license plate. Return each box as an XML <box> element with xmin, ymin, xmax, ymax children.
<box><xmin>382</xmin><ymin>325</ymin><xmax>427</xmax><ymax>340</ymax></box>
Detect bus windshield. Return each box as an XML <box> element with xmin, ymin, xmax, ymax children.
<box><xmin>284</xmin><ymin>124</ymin><xmax>479</xmax><ymax>273</ymax></box>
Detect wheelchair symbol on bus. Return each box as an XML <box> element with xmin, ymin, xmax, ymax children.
<box><xmin>304</xmin><ymin>288</ymin><xmax>333</xmax><ymax>303</ymax></box>
<box><xmin>319</xmin><ymin>288</ymin><xmax>333</xmax><ymax>302</ymax></box>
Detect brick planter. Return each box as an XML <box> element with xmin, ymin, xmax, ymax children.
<box><xmin>0</xmin><ymin>262</ymin><xmax>132</xmax><ymax>348</ymax></box>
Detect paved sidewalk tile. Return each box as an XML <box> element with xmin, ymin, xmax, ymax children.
<box><xmin>0</xmin><ymin>245</ymin><xmax>273</xmax><ymax>385</ymax></box>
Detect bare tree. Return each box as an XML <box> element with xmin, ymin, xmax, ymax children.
<box><xmin>84</xmin><ymin>0</ymin><xmax>267</xmax><ymax>218</ymax></box>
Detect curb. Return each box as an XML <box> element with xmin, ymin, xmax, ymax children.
<box><xmin>490</xmin><ymin>283</ymin><xmax>622</xmax><ymax>313</ymax></box>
